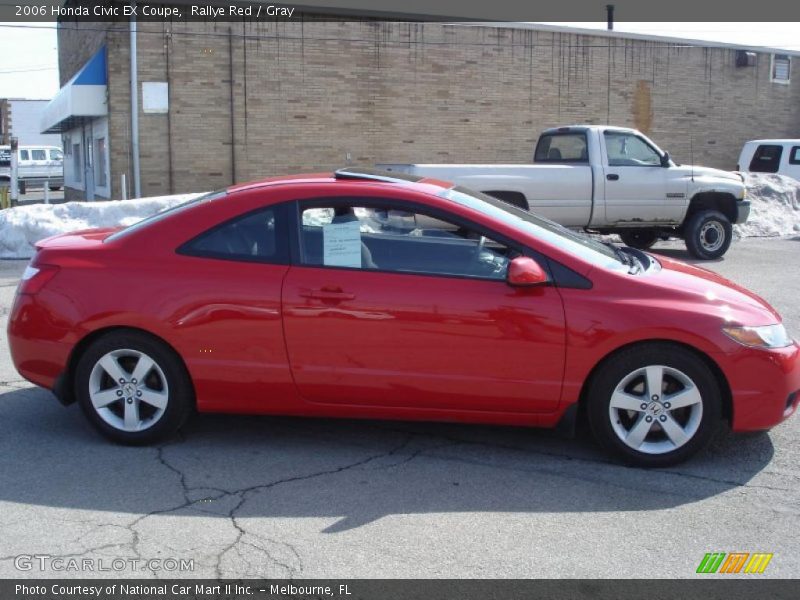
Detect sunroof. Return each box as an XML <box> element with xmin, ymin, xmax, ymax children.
<box><xmin>333</xmin><ymin>167</ymin><xmax>424</xmax><ymax>183</ymax></box>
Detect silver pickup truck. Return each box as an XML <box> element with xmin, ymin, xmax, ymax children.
<box><xmin>379</xmin><ymin>125</ymin><xmax>750</xmax><ymax>259</ymax></box>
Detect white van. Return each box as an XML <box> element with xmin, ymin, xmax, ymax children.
<box><xmin>737</xmin><ymin>140</ymin><xmax>800</xmax><ymax>182</ymax></box>
<box><xmin>0</xmin><ymin>145</ymin><xmax>64</xmax><ymax>190</ymax></box>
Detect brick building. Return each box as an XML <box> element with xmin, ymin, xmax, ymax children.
<box><xmin>46</xmin><ymin>19</ymin><xmax>800</xmax><ymax>201</ymax></box>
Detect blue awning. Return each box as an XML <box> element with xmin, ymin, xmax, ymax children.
<box><xmin>41</xmin><ymin>47</ymin><xmax>108</xmax><ymax>134</ymax></box>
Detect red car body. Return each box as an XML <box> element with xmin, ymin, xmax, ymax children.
<box><xmin>8</xmin><ymin>174</ymin><xmax>800</xmax><ymax>439</ymax></box>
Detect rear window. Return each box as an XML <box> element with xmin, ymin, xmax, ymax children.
<box><xmin>534</xmin><ymin>133</ymin><xmax>589</xmax><ymax>163</ymax></box>
<box><xmin>105</xmin><ymin>190</ymin><xmax>226</xmax><ymax>243</ymax></box>
<box><xmin>749</xmin><ymin>145</ymin><xmax>783</xmax><ymax>173</ymax></box>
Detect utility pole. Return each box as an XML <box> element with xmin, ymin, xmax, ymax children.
<box><xmin>10</xmin><ymin>137</ymin><xmax>18</xmax><ymax>207</ymax></box>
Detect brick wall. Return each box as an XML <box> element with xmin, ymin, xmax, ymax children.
<box><xmin>59</xmin><ymin>20</ymin><xmax>800</xmax><ymax>200</ymax></box>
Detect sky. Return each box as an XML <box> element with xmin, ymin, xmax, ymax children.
<box><xmin>0</xmin><ymin>21</ymin><xmax>798</xmax><ymax>100</ymax></box>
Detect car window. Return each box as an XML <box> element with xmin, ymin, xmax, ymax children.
<box><xmin>180</xmin><ymin>204</ymin><xmax>290</xmax><ymax>263</ymax></box>
<box><xmin>299</xmin><ymin>203</ymin><xmax>516</xmax><ymax>281</ymax></box>
<box><xmin>19</xmin><ymin>150</ymin><xmax>29</xmax><ymax>161</ymax></box>
<box><xmin>50</xmin><ymin>149</ymin><xmax>63</xmax><ymax>161</ymax></box>
<box><xmin>440</xmin><ymin>186</ymin><xmax>625</xmax><ymax>270</ymax></box>
<box><xmin>749</xmin><ymin>144</ymin><xmax>783</xmax><ymax>173</ymax></box>
<box><xmin>534</xmin><ymin>133</ymin><xmax>589</xmax><ymax>163</ymax></box>
<box><xmin>790</xmin><ymin>146</ymin><xmax>800</xmax><ymax>165</ymax></box>
<box><xmin>604</xmin><ymin>132</ymin><xmax>661</xmax><ymax>167</ymax></box>
<box><xmin>30</xmin><ymin>149</ymin><xmax>46</xmax><ymax>161</ymax></box>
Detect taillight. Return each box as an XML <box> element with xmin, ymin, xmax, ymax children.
<box><xmin>18</xmin><ymin>264</ymin><xmax>59</xmax><ymax>295</ymax></box>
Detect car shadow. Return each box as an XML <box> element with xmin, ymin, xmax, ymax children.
<box><xmin>0</xmin><ymin>387</ymin><xmax>776</xmax><ymax>533</ymax></box>
<box><xmin>648</xmin><ymin>247</ymin><xmax>725</xmax><ymax>264</ymax></box>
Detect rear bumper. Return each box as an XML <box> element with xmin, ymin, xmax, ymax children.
<box><xmin>7</xmin><ymin>292</ymin><xmax>74</xmax><ymax>394</ymax></box>
<box><xmin>717</xmin><ymin>342</ymin><xmax>800</xmax><ymax>431</ymax></box>
<box><xmin>734</xmin><ymin>200</ymin><xmax>751</xmax><ymax>224</ymax></box>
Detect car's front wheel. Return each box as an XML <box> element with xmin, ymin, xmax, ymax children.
<box><xmin>75</xmin><ymin>331</ymin><xmax>193</xmax><ymax>444</ymax></box>
<box><xmin>587</xmin><ymin>344</ymin><xmax>721</xmax><ymax>467</ymax></box>
<box><xmin>684</xmin><ymin>210</ymin><xmax>732</xmax><ymax>260</ymax></box>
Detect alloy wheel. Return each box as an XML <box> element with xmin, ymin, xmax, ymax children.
<box><xmin>608</xmin><ymin>365</ymin><xmax>703</xmax><ymax>455</ymax></box>
<box><xmin>88</xmin><ymin>349</ymin><xmax>169</xmax><ymax>432</ymax></box>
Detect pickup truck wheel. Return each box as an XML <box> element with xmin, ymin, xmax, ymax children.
<box><xmin>620</xmin><ymin>230</ymin><xmax>657</xmax><ymax>250</ymax></box>
<box><xmin>587</xmin><ymin>344</ymin><xmax>721</xmax><ymax>467</ymax></box>
<box><xmin>685</xmin><ymin>210</ymin><xmax>732</xmax><ymax>260</ymax></box>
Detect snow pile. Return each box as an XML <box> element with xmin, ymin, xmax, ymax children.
<box><xmin>735</xmin><ymin>173</ymin><xmax>800</xmax><ymax>238</ymax></box>
<box><xmin>0</xmin><ymin>193</ymin><xmax>202</xmax><ymax>259</ymax></box>
<box><xmin>1</xmin><ymin>174</ymin><xmax>799</xmax><ymax>259</ymax></box>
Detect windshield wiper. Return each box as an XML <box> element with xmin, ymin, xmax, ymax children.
<box><xmin>600</xmin><ymin>240</ymin><xmax>629</xmax><ymax>265</ymax></box>
<box><xmin>601</xmin><ymin>241</ymin><xmax>643</xmax><ymax>273</ymax></box>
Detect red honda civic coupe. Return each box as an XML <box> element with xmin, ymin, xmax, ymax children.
<box><xmin>8</xmin><ymin>169</ymin><xmax>799</xmax><ymax>466</ymax></box>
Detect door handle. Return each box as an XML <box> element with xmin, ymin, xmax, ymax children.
<box><xmin>606</xmin><ymin>174</ymin><xmax>619</xmax><ymax>181</ymax></box>
<box><xmin>299</xmin><ymin>287</ymin><xmax>355</xmax><ymax>301</ymax></box>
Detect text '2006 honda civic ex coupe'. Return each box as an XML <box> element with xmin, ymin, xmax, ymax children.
<box><xmin>8</xmin><ymin>168</ymin><xmax>799</xmax><ymax>467</ymax></box>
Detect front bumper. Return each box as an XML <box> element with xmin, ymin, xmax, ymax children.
<box><xmin>734</xmin><ymin>200</ymin><xmax>751</xmax><ymax>224</ymax></box>
<box><xmin>717</xmin><ymin>342</ymin><xmax>800</xmax><ymax>431</ymax></box>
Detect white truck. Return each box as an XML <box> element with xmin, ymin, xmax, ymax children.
<box><xmin>378</xmin><ymin>125</ymin><xmax>750</xmax><ymax>259</ymax></box>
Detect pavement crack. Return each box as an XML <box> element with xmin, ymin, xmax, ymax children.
<box><xmin>212</xmin><ymin>434</ymin><xmax>414</xmax><ymax>578</ymax></box>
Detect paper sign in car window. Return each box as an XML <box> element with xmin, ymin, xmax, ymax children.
<box><xmin>323</xmin><ymin>220</ymin><xmax>362</xmax><ymax>268</ymax></box>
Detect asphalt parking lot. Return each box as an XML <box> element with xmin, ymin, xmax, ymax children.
<box><xmin>0</xmin><ymin>237</ymin><xmax>797</xmax><ymax>579</ymax></box>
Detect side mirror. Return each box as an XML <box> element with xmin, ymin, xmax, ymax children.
<box><xmin>660</xmin><ymin>152</ymin><xmax>671</xmax><ymax>168</ymax></box>
<box><xmin>507</xmin><ymin>256</ymin><xmax>548</xmax><ymax>287</ymax></box>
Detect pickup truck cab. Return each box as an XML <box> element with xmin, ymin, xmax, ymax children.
<box><xmin>379</xmin><ymin>126</ymin><xmax>749</xmax><ymax>259</ymax></box>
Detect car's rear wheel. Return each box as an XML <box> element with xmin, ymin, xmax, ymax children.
<box><xmin>619</xmin><ymin>230</ymin><xmax>658</xmax><ymax>250</ymax></box>
<box><xmin>75</xmin><ymin>331</ymin><xmax>193</xmax><ymax>445</ymax></box>
<box><xmin>587</xmin><ymin>344</ymin><xmax>721</xmax><ymax>467</ymax></box>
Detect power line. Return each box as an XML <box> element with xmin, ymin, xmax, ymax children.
<box><xmin>0</xmin><ymin>66</ymin><xmax>58</xmax><ymax>74</ymax></box>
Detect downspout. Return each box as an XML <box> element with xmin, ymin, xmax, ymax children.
<box><xmin>165</xmin><ymin>26</ymin><xmax>174</xmax><ymax>195</ymax></box>
<box><xmin>228</xmin><ymin>27</ymin><xmax>236</xmax><ymax>185</ymax></box>
<box><xmin>130</xmin><ymin>1</ymin><xmax>141</xmax><ymax>198</ymax></box>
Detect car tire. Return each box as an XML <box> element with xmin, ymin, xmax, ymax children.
<box><xmin>620</xmin><ymin>230</ymin><xmax>658</xmax><ymax>250</ymax></box>
<box><xmin>684</xmin><ymin>210</ymin><xmax>732</xmax><ymax>260</ymax></box>
<box><xmin>75</xmin><ymin>330</ymin><xmax>193</xmax><ymax>445</ymax></box>
<box><xmin>587</xmin><ymin>343</ymin><xmax>721</xmax><ymax>467</ymax></box>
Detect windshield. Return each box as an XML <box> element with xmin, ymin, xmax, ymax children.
<box><xmin>439</xmin><ymin>186</ymin><xmax>624</xmax><ymax>269</ymax></box>
<box><xmin>105</xmin><ymin>190</ymin><xmax>226</xmax><ymax>242</ymax></box>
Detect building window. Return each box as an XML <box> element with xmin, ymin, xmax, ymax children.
<box><xmin>94</xmin><ymin>137</ymin><xmax>107</xmax><ymax>187</ymax></box>
<box><xmin>771</xmin><ymin>54</ymin><xmax>791</xmax><ymax>83</ymax></box>
<box><xmin>73</xmin><ymin>143</ymin><xmax>82</xmax><ymax>182</ymax></box>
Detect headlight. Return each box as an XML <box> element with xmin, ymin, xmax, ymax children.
<box><xmin>722</xmin><ymin>324</ymin><xmax>792</xmax><ymax>349</ymax></box>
